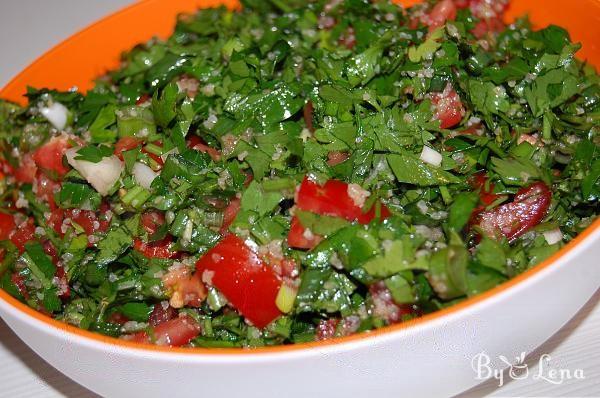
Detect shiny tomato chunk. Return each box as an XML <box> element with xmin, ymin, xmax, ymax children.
<box><xmin>134</xmin><ymin>236</ymin><xmax>178</xmax><ymax>259</ymax></box>
<box><xmin>287</xmin><ymin>216</ymin><xmax>323</xmax><ymax>250</ymax></box>
<box><xmin>126</xmin><ymin>315</ymin><xmax>201</xmax><ymax>347</ymax></box>
<box><xmin>195</xmin><ymin>234</ymin><xmax>282</xmax><ymax>328</ymax></box>
<box><xmin>14</xmin><ymin>153</ymin><xmax>37</xmax><ymax>184</ymax></box>
<box><xmin>427</xmin><ymin>0</ymin><xmax>457</xmax><ymax>30</ymax></box>
<box><xmin>472</xmin><ymin>182</ymin><xmax>551</xmax><ymax>242</ymax></box>
<box><xmin>114</xmin><ymin>136</ymin><xmax>142</xmax><ymax>160</ymax></box>
<box><xmin>187</xmin><ymin>135</ymin><xmax>222</xmax><ymax>162</ymax></box>
<box><xmin>0</xmin><ymin>213</ymin><xmax>16</xmax><ymax>240</ymax></box>
<box><xmin>141</xmin><ymin>211</ymin><xmax>166</xmax><ymax>235</ymax></box>
<box><xmin>430</xmin><ymin>83</ymin><xmax>465</xmax><ymax>129</ymax></box>
<box><xmin>32</xmin><ymin>137</ymin><xmax>70</xmax><ymax>179</ymax></box>
<box><xmin>219</xmin><ymin>197</ymin><xmax>241</xmax><ymax>235</ymax></box>
<box><xmin>469</xmin><ymin>172</ymin><xmax>502</xmax><ymax>206</ymax></box>
<box><xmin>10</xmin><ymin>218</ymin><xmax>36</xmax><ymax>253</ymax></box>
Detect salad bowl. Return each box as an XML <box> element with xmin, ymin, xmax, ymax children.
<box><xmin>0</xmin><ymin>0</ymin><xmax>599</xmax><ymax>397</ymax></box>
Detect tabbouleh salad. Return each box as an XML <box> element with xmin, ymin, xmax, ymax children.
<box><xmin>0</xmin><ymin>0</ymin><xmax>598</xmax><ymax>348</ymax></box>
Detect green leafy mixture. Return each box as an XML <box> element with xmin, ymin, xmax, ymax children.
<box><xmin>0</xmin><ymin>0</ymin><xmax>597</xmax><ymax>348</ymax></box>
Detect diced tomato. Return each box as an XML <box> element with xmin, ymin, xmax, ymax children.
<box><xmin>220</xmin><ymin>197</ymin><xmax>241</xmax><ymax>235</ymax></box>
<box><xmin>0</xmin><ymin>213</ymin><xmax>16</xmax><ymax>240</ymax></box>
<box><xmin>141</xmin><ymin>211</ymin><xmax>165</xmax><ymax>235</ymax></box>
<box><xmin>427</xmin><ymin>0</ymin><xmax>457</xmax><ymax>30</ymax></box>
<box><xmin>327</xmin><ymin>151</ymin><xmax>350</xmax><ymax>167</ymax></box>
<box><xmin>162</xmin><ymin>266</ymin><xmax>207</xmax><ymax>308</ymax></box>
<box><xmin>430</xmin><ymin>83</ymin><xmax>465</xmax><ymax>129</ymax></box>
<box><xmin>316</xmin><ymin>319</ymin><xmax>340</xmax><ymax>341</ymax></box>
<box><xmin>135</xmin><ymin>94</ymin><xmax>151</xmax><ymax>106</ymax></box>
<box><xmin>187</xmin><ymin>135</ymin><xmax>221</xmax><ymax>162</ymax></box>
<box><xmin>9</xmin><ymin>218</ymin><xmax>36</xmax><ymax>253</ymax></box>
<box><xmin>287</xmin><ymin>216</ymin><xmax>323</xmax><ymax>250</ymax></box>
<box><xmin>148</xmin><ymin>303</ymin><xmax>177</xmax><ymax>327</ymax></box>
<box><xmin>455</xmin><ymin>0</ymin><xmax>508</xmax><ymax>37</ymax></box>
<box><xmin>14</xmin><ymin>153</ymin><xmax>37</xmax><ymax>184</ymax></box>
<box><xmin>34</xmin><ymin>172</ymin><xmax>62</xmax><ymax>209</ymax></box>
<box><xmin>134</xmin><ymin>236</ymin><xmax>178</xmax><ymax>259</ymax></box>
<box><xmin>32</xmin><ymin>137</ymin><xmax>70</xmax><ymax>179</ymax></box>
<box><xmin>295</xmin><ymin>176</ymin><xmax>390</xmax><ymax>224</ymax></box>
<box><xmin>42</xmin><ymin>240</ymin><xmax>59</xmax><ymax>264</ymax></box>
<box><xmin>469</xmin><ymin>172</ymin><xmax>502</xmax><ymax>206</ymax></box>
<box><xmin>114</xmin><ymin>136</ymin><xmax>142</xmax><ymax>160</ymax></box>
<box><xmin>195</xmin><ymin>234</ymin><xmax>282</xmax><ymax>328</ymax></box>
<box><xmin>303</xmin><ymin>101</ymin><xmax>315</xmax><ymax>133</ymax></box>
<box><xmin>369</xmin><ymin>282</ymin><xmax>418</xmax><ymax>324</ymax></box>
<box><xmin>11</xmin><ymin>273</ymin><xmax>30</xmax><ymax>300</ymax></box>
<box><xmin>472</xmin><ymin>182</ymin><xmax>552</xmax><ymax>242</ymax></box>
<box><xmin>125</xmin><ymin>315</ymin><xmax>201</xmax><ymax>347</ymax></box>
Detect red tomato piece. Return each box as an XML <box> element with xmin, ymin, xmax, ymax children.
<box><xmin>32</xmin><ymin>136</ymin><xmax>70</xmax><ymax>179</ymax></box>
<box><xmin>134</xmin><ymin>236</ymin><xmax>178</xmax><ymax>259</ymax></box>
<box><xmin>55</xmin><ymin>264</ymin><xmax>70</xmax><ymax>299</ymax></box>
<box><xmin>126</xmin><ymin>315</ymin><xmax>201</xmax><ymax>347</ymax></box>
<box><xmin>0</xmin><ymin>213</ymin><xmax>16</xmax><ymax>240</ymax></box>
<box><xmin>295</xmin><ymin>176</ymin><xmax>389</xmax><ymax>224</ymax></box>
<box><xmin>472</xmin><ymin>182</ymin><xmax>552</xmax><ymax>242</ymax></box>
<box><xmin>427</xmin><ymin>0</ymin><xmax>457</xmax><ymax>30</ymax></box>
<box><xmin>148</xmin><ymin>303</ymin><xmax>177</xmax><ymax>327</ymax></box>
<box><xmin>369</xmin><ymin>282</ymin><xmax>418</xmax><ymax>324</ymax></box>
<box><xmin>187</xmin><ymin>135</ymin><xmax>221</xmax><ymax>162</ymax></box>
<box><xmin>14</xmin><ymin>153</ymin><xmax>37</xmax><ymax>184</ymax></box>
<box><xmin>195</xmin><ymin>234</ymin><xmax>282</xmax><ymax>328</ymax></box>
<box><xmin>316</xmin><ymin>319</ymin><xmax>340</xmax><ymax>341</ymax></box>
<box><xmin>469</xmin><ymin>172</ymin><xmax>502</xmax><ymax>206</ymax></box>
<box><xmin>430</xmin><ymin>83</ymin><xmax>466</xmax><ymax>129</ymax></box>
<box><xmin>114</xmin><ymin>136</ymin><xmax>142</xmax><ymax>160</ymax></box>
<box><xmin>220</xmin><ymin>197</ymin><xmax>241</xmax><ymax>235</ymax></box>
<box><xmin>10</xmin><ymin>218</ymin><xmax>36</xmax><ymax>253</ymax></box>
<box><xmin>287</xmin><ymin>215</ymin><xmax>323</xmax><ymax>250</ymax></box>
<box><xmin>135</xmin><ymin>94</ymin><xmax>151</xmax><ymax>106</ymax></box>
<box><xmin>11</xmin><ymin>273</ymin><xmax>30</xmax><ymax>300</ymax></box>
<box><xmin>141</xmin><ymin>211</ymin><xmax>166</xmax><ymax>235</ymax></box>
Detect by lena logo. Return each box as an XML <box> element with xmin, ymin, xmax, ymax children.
<box><xmin>471</xmin><ymin>351</ymin><xmax>585</xmax><ymax>387</ymax></box>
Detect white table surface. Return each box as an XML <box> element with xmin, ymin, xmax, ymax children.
<box><xmin>0</xmin><ymin>1</ymin><xmax>599</xmax><ymax>397</ymax></box>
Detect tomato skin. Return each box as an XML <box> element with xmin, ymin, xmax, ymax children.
<box><xmin>196</xmin><ymin>234</ymin><xmax>282</xmax><ymax>328</ymax></box>
<box><xmin>430</xmin><ymin>83</ymin><xmax>465</xmax><ymax>129</ymax></box>
<box><xmin>295</xmin><ymin>177</ymin><xmax>389</xmax><ymax>224</ymax></box>
<box><xmin>14</xmin><ymin>153</ymin><xmax>38</xmax><ymax>184</ymax></box>
<box><xmin>149</xmin><ymin>303</ymin><xmax>177</xmax><ymax>327</ymax></box>
<box><xmin>10</xmin><ymin>218</ymin><xmax>36</xmax><ymax>253</ymax></box>
<box><xmin>114</xmin><ymin>137</ymin><xmax>142</xmax><ymax>160</ymax></box>
<box><xmin>369</xmin><ymin>282</ymin><xmax>418</xmax><ymax>324</ymax></box>
<box><xmin>472</xmin><ymin>182</ymin><xmax>552</xmax><ymax>242</ymax></box>
<box><xmin>187</xmin><ymin>135</ymin><xmax>222</xmax><ymax>162</ymax></box>
<box><xmin>220</xmin><ymin>197</ymin><xmax>241</xmax><ymax>235</ymax></box>
<box><xmin>427</xmin><ymin>0</ymin><xmax>457</xmax><ymax>30</ymax></box>
<box><xmin>49</xmin><ymin>203</ymin><xmax>111</xmax><ymax>237</ymax></box>
<box><xmin>141</xmin><ymin>211</ymin><xmax>165</xmax><ymax>235</ymax></box>
<box><xmin>32</xmin><ymin>137</ymin><xmax>71</xmax><ymax>179</ymax></box>
<box><xmin>134</xmin><ymin>236</ymin><xmax>178</xmax><ymax>259</ymax></box>
<box><xmin>287</xmin><ymin>215</ymin><xmax>323</xmax><ymax>250</ymax></box>
<box><xmin>125</xmin><ymin>315</ymin><xmax>201</xmax><ymax>347</ymax></box>
<box><xmin>0</xmin><ymin>213</ymin><xmax>16</xmax><ymax>240</ymax></box>
<box><xmin>469</xmin><ymin>172</ymin><xmax>502</xmax><ymax>206</ymax></box>
<box><xmin>11</xmin><ymin>273</ymin><xmax>30</xmax><ymax>300</ymax></box>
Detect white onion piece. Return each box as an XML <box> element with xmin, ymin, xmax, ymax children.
<box><xmin>420</xmin><ymin>146</ymin><xmax>443</xmax><ymax>167</ymax></box>
<box><xmin>40</xmin><ymin>102</ymin><xmax>69</xmax><ymax>130</ymax></box>
<box><xmin>132</xmin><ymin>162</ymin><xmax>158</xmax><ymax>190</ymax></box>
<box><xmin>543</xmin><ymin>228</ymin><xmax>563</xmax><ymax>245</ymax></box>
<box><xmin>66</xmin><ymin>148</ymin><xmax>123</xmax><ymax>196</ymax></box>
